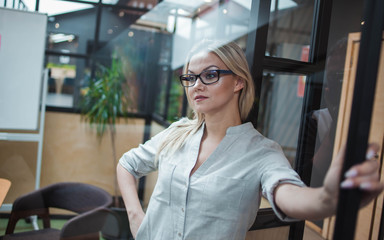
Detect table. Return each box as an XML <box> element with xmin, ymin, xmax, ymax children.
<box><xmin>0</xmin><ymin>178</ymin><xmax>11</xmax><ymax>206</ymax></box>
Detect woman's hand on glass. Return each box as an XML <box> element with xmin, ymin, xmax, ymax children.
<box><xmin>323</xmin><ymin>143</ymin><xmax>384</xmax><ymax>207</ymax></box>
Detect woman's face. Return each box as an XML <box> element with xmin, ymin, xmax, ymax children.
<box><xmin>186</xmin><ymin>51</ymin><xmax>244</xmax><ymax>117</ymax></box>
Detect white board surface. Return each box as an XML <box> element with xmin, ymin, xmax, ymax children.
<box><xmin>0</xmin><ymin>8</ymin><xmax>47</xmax><ymax>130</ymax></box>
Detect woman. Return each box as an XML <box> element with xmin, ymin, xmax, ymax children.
<box><xmin>117</xmin><ymin>41</ymin><xmax>383</xmax><ymax>240</ymax></box>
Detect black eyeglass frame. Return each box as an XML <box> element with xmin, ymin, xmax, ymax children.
<box><xmin>179</xmin><ymin>69</ymin><xmax>234</xmax><ymax>87</ymax></box>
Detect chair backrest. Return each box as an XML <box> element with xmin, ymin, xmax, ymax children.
<box><xmin>39</xmin><ymin>182</ymin><xmax>112</xmax><ymax>213</ymax></box>
<box><xmin>6</xmin><ymin>182</ymin><xmax>112</xmax><ymax>234</ymax></box>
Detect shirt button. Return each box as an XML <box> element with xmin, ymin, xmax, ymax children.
<box><xmin>178</xmin><ymin>233</ymin><xmax>182</xmax><ymax>237</ymax></box>
<box><xmin>181</xmin><ymin>208</ymin><xmax>184</xmax><ymax>212</ymax></box>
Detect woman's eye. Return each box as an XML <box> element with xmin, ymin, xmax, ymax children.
<box><xmin>205</xmin><ymin>73</ymin><xmax>217</xmax><ymax>79</ymax></box>
<box><xmin>183</xmin><ymin>76</ymin><xmax>195</xmax><ymax>81</ymax></box>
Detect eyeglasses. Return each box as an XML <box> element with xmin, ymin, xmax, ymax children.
<box><xmin>179</xmin><ymin>69</ymin><xmax>234</xmax><ymax>87</ymax></box>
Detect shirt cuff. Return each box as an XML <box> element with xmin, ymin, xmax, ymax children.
<box><xmin>263</xmin><ymin>178</ymin><xmax>307</xmax><ymax>222</ymax></box>
<box><xmin>118</xmin><ymin>156</ymin><xmax>141</xmax><ymax>179</ymax></box>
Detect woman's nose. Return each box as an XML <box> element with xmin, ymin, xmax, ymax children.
<box><xmin>193</xmin><ymin>77</ymin><xmax>205</xmax><ymax>89</ymax></box>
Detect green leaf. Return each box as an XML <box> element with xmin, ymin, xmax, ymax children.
<box><xmin>80</xmin><ymin>54</ymin><xmax>130</xmax><ymax>139</ymax></box>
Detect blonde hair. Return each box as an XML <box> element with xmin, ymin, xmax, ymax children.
<box><xmin>156</xmin><ymin>40</ymin><xmax>255</xmax><ymax>162</ymax></box>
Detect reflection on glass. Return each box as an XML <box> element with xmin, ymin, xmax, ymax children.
<box><xmin>44</xmin><ymin>0</ymin><xmax>96</xmax><ymax>55</ymax></box>
<box><xmin>136</xmin><ymin>0</ymin><xmax>251</xmax><ymax>71</ymax></box>
<box><xmin>267</xmin><ymin>0</ymin><xmax>314</xmax><ymax>61</ymax></box>
<box><xmin>46</xmin><ymin>56</ymin><xmax>90</xmax><ymax>108</ymax></box>
<box><xmin>257</xmin><ymin>71</ymin><xmax>306</xmax><ymax>164</ymax></box>
<box><xmin>309</xmin><ymin>39</ymin><xmax>346</xmax><ymax>188</ymax></box>
<box><xmin>43</xmin><ymin>0</ymin><xmax>252</xmax><ymax>115</ymax></box>
<box><xmin>46</xmin><ymin>60</ymin><xmax>76</xmax><ymax>108</ymax></box>
<box><xmin>102</xmin><ymin>0</ymin><xmax>156</xmax><ymax>9</ymax></box>
<box><xmin>91</xmin><ymin>27</ymin><xmax>172</xmax><ymax>113</ymax></box>
<box><xmin>47</xmin><ymin>33</ymin><xmax>79</xmax><ymax>54</ymax></box>
<box><xmin>93</xmin><ymin>0</ymin><xmax>251</xmax><ymax>117</ymax></box>
<box><xmin>99</xmin><ymin>7</ymin><xmax>147</xmax><ymax>43</ymax></box>
<box><xmin>154</xmin><ymin>66</ymin><xmax>184</xmax><ymax>122</ymax></box>
<box><xmin>303</xmin><ymin>37</ymin><xmax>348</xmax><ymax>235</ymax></box>
<box><xmin>2</xmin><ymin>0</ymin><xmax>31</xmax><ymax>10</ymax></box>
<box><xmin>39</xmin><ymin>0</ymin><xmax>94</xmax><ymax>16</ymax></box>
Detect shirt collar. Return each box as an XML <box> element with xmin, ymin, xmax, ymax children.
<box><xmin>226</xmin><ymin>122</ymin><xmax>254</xmax><ymax>135</ymax></box>
<box><xmin>199</xmin><ymin>121</ymin><xmax>255</xmax><ymax>136</ymax></box>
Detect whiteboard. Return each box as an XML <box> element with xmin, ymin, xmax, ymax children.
<box><xmin>0</xmin><ymin>8</ymin><xmax>47</xmax><ymax>130</ymax></box>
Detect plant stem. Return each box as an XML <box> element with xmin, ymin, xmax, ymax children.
<box><xmin>109</xmin><ymin>124</ymin><xmax>119</xmax><ymax>207</ymax></box>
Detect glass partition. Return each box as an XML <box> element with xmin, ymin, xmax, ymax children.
<box><xmin>44</xmin><ymin>1</ymin><xmax>97</xmax><ymax>55</ymax></box>
<box><xmin>266</xmin><ymin>0</ymin><xmax>315</xmax><ymax>61</ymax></box>
<box><xmin>101</xmin><ymin>0</ymin><xmax>156</xmax><ymax>8</ymax></box>
<box><xmin>41</xmin><ymin>0</ymin><xmax>254</xmax><ymax>114</ymax></box>
<box><xmin>257</xmin><ymin>71</ymin><xmax>306</xmax><ymax>164</ymax></box>
<box><xmin>39</xmin><ymin>0</ymin><xmax>95</xmax><ymax>17</ymax></box>
<box><xmin>45</xmin><ymin>56</ymin><xmax>91</xmax><ymax>108</ymax></box>
<box><xmin>3</xmin><ymin>0</ymin><xmax>382</xmax><ymax>239</ymax></box>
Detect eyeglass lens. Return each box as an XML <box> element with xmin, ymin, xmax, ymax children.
<box><xmin>180</xmin><ymin>70</ymin><xmax>219</xmax><ymax>87</ymax></box>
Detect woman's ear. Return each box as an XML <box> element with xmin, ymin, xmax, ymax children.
<box><xmin>234</xmin><ymin>77</ymin><xmax>245</xmax><ymax>92</ymax></box>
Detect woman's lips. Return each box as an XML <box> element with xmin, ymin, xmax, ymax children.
<box><xmin>194</xmin><ymin>95</ymin><xmax>208</xmax><ymax>102</ymax></box>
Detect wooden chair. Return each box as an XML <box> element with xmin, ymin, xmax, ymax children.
<box><xmin>1</xmin><ymin>182</ymin><xmax>112</xmax><ymax>240</ymax></box>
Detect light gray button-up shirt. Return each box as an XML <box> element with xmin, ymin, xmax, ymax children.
<box><xmin>119</xmin><ymin>120</ymin><xmax>306</xmax><ymax>240</ymax></box>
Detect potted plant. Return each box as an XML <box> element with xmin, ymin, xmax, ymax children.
<box><xmin>81</xmin><ymin>55</ymin><xmax>130</xmax><ymax>207</ymax></box>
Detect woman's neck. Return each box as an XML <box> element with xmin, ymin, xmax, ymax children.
<box><xmin>204</xmin><ymin>113</ymin><xmax>242</xmax><ymax>140</ymax></box>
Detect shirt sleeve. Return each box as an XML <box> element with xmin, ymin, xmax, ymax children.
<box><xmin>118</xmin><ymin>118</ymin><xmax>189</xmax><ymax>179</ymax></box>
<box><xmin>259</xmin><ymin>140</ymin><xmax>307</xmax><ymax>222</ymax></box>
<box><xmin>118</xmin><ymin>127</ymin><xmax>170</xmax><ymax>179</ymax></box>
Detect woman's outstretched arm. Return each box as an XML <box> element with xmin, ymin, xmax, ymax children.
<box><xmin>275</xmin><ymin>144</ymin><xmax>384</xmax><ymax>220</ymax></box>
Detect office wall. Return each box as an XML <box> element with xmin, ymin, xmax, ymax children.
<box><xmin>0</xmin><ymin>112</ymin><xmax>145</xmax><ymax>204</ymax></box>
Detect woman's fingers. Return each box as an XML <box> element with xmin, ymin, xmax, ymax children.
<box><xmin>340</xmin><ymin>173</ymin><xmax>380</xmax><ymax>189</ymax></box>
<box><xmin>323</xmin><ymin>143</ymin><xmax>383</xmax><ymax>208</ymax></box>
<box><xmin>340</xmin><ymin>156</ymin><xmax>384</xmax><ymax>207</ymax></box>
<box><xmin>346</xmin><ymin>157</ymin><xmax>379</xmax><ymax>177</ymax></box>
<box><xmin>367</xmin><ymin>143</ymin><xmax>380</xmax><ymax>156</ymax></box>
<box><xmin>341</xmin><ymin>150</ymin><xmax>381</xmax><ymax>190</ymax></box>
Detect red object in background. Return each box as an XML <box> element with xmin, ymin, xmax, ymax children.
<box><xmin>297</xmin><ymin>46</ymin><xmax>310</xmax><ymax>97</ymax></box>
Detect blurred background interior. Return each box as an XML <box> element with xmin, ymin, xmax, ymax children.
<box><xmin>0</xmin><ymin>0</ymin><xmax>383</xmax><ymax>239</ymax></box>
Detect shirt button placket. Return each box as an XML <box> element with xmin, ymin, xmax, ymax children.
<box><xmin>178</xmin><ymin>176</ymin><xmax>189</xmax><ymax>239</ymax></box>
